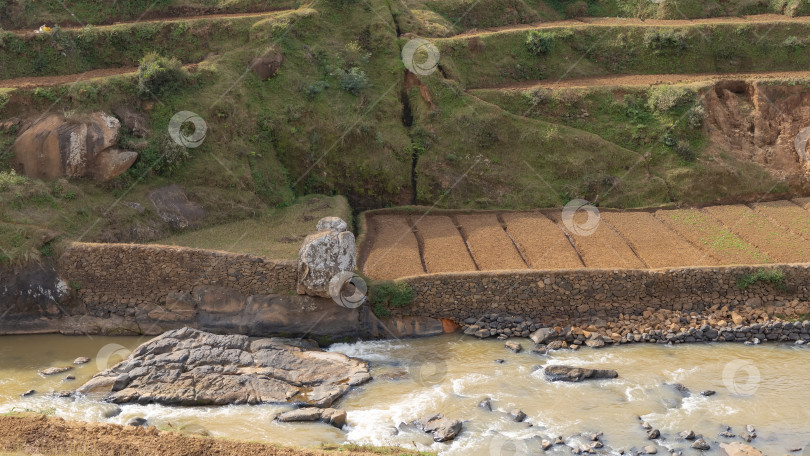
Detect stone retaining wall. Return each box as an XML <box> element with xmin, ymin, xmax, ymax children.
<box><xmin>57</xmin><ymin>242</ymin><xmax>298</xmax><ymax>310</ymax></box>
<box><xmin>396</xmin><ymin>264</ymin><xmax>810</xmax><ymax>323</ymax></box>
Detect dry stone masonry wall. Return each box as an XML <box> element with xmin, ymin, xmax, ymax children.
<box><xmin>397</xmin><ymin>265</ymin><xmax>810</xmax><ymax>324</ymax></box>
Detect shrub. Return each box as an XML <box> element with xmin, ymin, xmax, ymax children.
<box><xmin>643</xmin><ymin>29</ymin><xmax>688</xmax><ymax>53</ymax></box>
<box><xmin>136</xmin><ymin>53</ymin><xmax>187</xmax><ymax>98</ymax></box>
<box><xmin>647</xmin><ymin>86</ymin><xmax>694</xmax><ymax>113</ymax></box>
<box><xmin>525</xmin><ymin>30</ymin><xmax>554</xmax><ymax>55</ymax></box>
<box><xmin>565</xmin><ymin>1</ymin><xmax>589</xmax><ymax>17</ymax></box>
<box><xmin>369</xmin><ymin>281</ymin><xmax>414</xmax><ymax>308</ymax></box>
<box><xmin>522</xmin><ymin>87</ymin><xmax>551</xmax><ymax>106</ymax></box>
<box><xmin>306</xmin><ymin>80</ymin><xmax>329</xmax><ymax>99</ymax></box>
<box><xmin>336</xmin><ymin>67</ymin><xmax>370</xmax><ymax>95</ymax></box>
<box><xmin>783</xmin><ymin>36</ymin><xmax>808</xmax><ymax>48</ymax></box>
<box><xmin>686</xmin><ymin>104</ymin><xmax>706</xmax><ymax>129</ymax></box>
<box><xmin>0</xmin><ymin>170</ymin><xmax>27</xmax><ymax>191</ymax></box>
<box><xmin>737</xmin><ymin>268</ymin><xmax>787</xmax><ymax>291</ymax></box>
<box><xmin>673</xmin><ymin>139</ymin><xmax>696</xmax><ymax>162</ymax></box>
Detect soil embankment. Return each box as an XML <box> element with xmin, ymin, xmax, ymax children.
<box><xmin>0</xmin><ymin>414</ymin><xmax>422</xmax><ymax>456</ymax></box>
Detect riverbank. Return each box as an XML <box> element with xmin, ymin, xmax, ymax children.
<box><xmin>0</xmin><ymin>414</ymin><xmax>433</xmax><ymax>456</ymax></box>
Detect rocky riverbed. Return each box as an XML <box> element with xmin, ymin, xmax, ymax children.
<box><xmin>461</xmin><ymin>302</ymin><xmax>810</xmax><ymax>349</ymax></box>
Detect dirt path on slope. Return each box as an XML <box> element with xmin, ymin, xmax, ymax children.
<box><xmin>0</xmin><ymin>67</ymin><xmax>138</xmax><ymax>89</ymax></box>
<box><xmin>0</xmin><ymin>414</ymin><xmax>424</xmax><ymax>456</ymax></box>
<box><xmin>10</xmin><ymin>10</ymin><xmax>294</xmax><ymax>35</ymax></box>
<box><xmin>472</xmin><ymin>70</ymin><xmax>810</xmax><ymax>90</ymax></box>
<box><xmin>450</xmin><ymin>14</ymin><xmax>810</xmax><ymax>38</ymax></box>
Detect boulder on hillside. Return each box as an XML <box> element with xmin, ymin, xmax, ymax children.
<box><xmin>12</xmin><ymin>112</ymin><xmax>137</xmax><ymax>182</ymax></box>
<box><xmin>250</xmin><ymin>49</ymin><xmax>284</xmax><ymax>81</ymax></box>
<box><xmin>297</xmin><ymin>217</ymin><xmax>356</xmax><ymax>298</ymax></box>
<box><xmin>148</xmin><ymin>185</ymin><xmax>206</xmax><ymax>230</ymax></box>
<box><xmin>112</xmin><ymin>105</ymin><xmax>149</xmax><ymax>138</ymax></box>
<box><xmin>76</xmin><ymin>327</ymin><xmax>371</xmax><ymax>407</ymax></box>
<box><xmin>544</xmin><ymin>365</ymin><xmax>618</xmax><ymax>382</ymax></box>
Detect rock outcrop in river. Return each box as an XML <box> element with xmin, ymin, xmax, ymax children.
<box><xmin>77</xmin><ymin>327</ymin><xmax>371</xmax><ymax>407</ymax></box>
<box><xmin>544</xmin><ymin>365</ymin><xmax>619</xmax><ymax>382</ymax></box>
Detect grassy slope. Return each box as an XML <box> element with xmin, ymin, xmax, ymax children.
<box><xmin>0</xmin><ymin>0</ymin><xmax>301</xmax><ymax>29</ymax></box>
<box><xmin>1</xmin><ymin>0</ymin><xmax>809</xmax><ymax>263</ymax></box>
<box><xmin>436</xmin><ymin>22</ymin><xmax>810</xmax><ymax>89</ymax></box>
<box><xmin>157</xmin><ymin>194</ymin><xmax>351</xmax><ymax>259</ymax></box>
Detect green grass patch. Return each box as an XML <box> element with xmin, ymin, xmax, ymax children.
<box><xmin>436</xmin><ymin>22</ymin><xmax>810</xmax><ymax>89</ymax></box>
<box><xmin>155</xmin><ymin>195</ymin><xmax>351</xmax><ymax>259</ymax></box>
<box><xmin>737</xmin><ymin>268</ymin><xmax>788</xmax><ymax>291</ymax></box>
<box><xmin>368</xmin><ymin>280</ymin><xmax>414</xmax><ymax>318</ymax></box>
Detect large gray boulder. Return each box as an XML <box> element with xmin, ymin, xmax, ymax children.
<box><xmin>13</xmin><ymin>112</ymin><xmax>137</xmax><ymax>182</ymax></box>
<box><xmin>76</xmin><ymin>327</ymin><xmax>371</xmax><ymax>407</ymax></box>
<box><xmin>275</xmin><ymin>407</ymin><xmax>347</xmax><ymax>428</ymax></box>
<box><xmin>297</xmin><ymin>217</ymin><xmax>356</xmax><ymax>298</ymax></box>
<box><xmin>414</xmin><ymin>414</ymin><xmax>463</xmax><ymax>442</ymax></box>
<box><xmin>148</xmin><ymin>185</ymin><xmax>206</xmax><ymax>230</ymax></box>
<box><xmin>544</xmin><ymin>365</ymin><xmax>618</xmax><ymax>382</ymax></box>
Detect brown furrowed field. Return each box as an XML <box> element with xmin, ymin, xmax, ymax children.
<box><xmin>703</xmin><ymin>204</ymin><xmax>810</xmax><ymax>263</ymax></box>
<box><xmin>545</xmin><ymin>210</ymin><xmax>646</xmax><ymax>269</ymax></box>
<box><xmin>412</xmin><ymin>216</ymin><xmax>477</xmax><ymax>273</ymax></box>
<box><xmin>655</xmin><ymin>208</ymin><xmax>769</xmax><ymax>265</ymax></box>
<box><xmin>751</xmin><ymin>200</ymin><xmax>810</xmax><ymax>241</ymax></box>
<box><xmin>359</xmin><ymin>200</ymin><xmax>810</xmax><ymax>279</ymax></box>
<box><xmin>456</xmin><ymin>214</ymin><xmax>527</xmax><ymax>270</ymax></box>
<box><xmin>501</xmin><ymin>212</ymin><xmax>584</xmax><ymax>269</ymax></box>
<box><xmin>600</xmin><ymin>212</ymin><xmax>717</xmax><ymax>268</ymax></box>
<box><xmin>363</xmin><ymin>215</ymin><xmax>425</xmax><ymax>280</ymax></box>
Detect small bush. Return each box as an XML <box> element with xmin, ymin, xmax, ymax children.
<box><xmin>522</xmin><ymin>87</ymin><xmax>551</xmax><ymax>106</ymax></box>
<box><xmin>686</xmin><ymin>104</ymin><xmax>706</xmax><ymax>129</ymax></box>
<box><xmin>643</xmin><ymin>29</ymin><xmax>688</xmax><ymax>53</ymax></box>
<box><xmin>525</xmin><ymin>30</ymin><xmax>554</xmax><ymax>55</ymax></box>
<box><xmin>369</xmin><ymin>281</ymin><xmax>414</xmax><ymax>308</ymax></box>
<box><xmin>673</xmin><ymin>139</ymin><xmax>696</xmax><ymax>162</ymax></box>
<box><xmin>136</xmin><ymin>53</ymin><xmax>187</xmax><ymax>98</ymax></box>
<box><xmin>737</xmin><ymin>268</ymin><xmax>787</xmax><ymax>291</ymax></box>
<box><xmin>306</xmin><ymin>80</ymin><xmax>330</xmax><ymax>99</ymax></box>
<box><xmin>783</xmin><ymin>36</ymin><xmax>808</xmax><ymax>48</ymax></box>
<box><xmin>647</xmin><ymin>86</ymin><xmax>695</xmax><ymax>113</ymax></box>
<box><xmin>336</xmin><ymin>67</ymin><xmax>370</xmax><ymax>95</ymax></box>
<box><xmin>0</xmin><ymin>170</ymin><xmax>27</xmax><ymax>191</ymax></box>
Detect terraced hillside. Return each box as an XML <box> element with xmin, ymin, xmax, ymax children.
<box><xmin>360</xmin><ymin>200</ymin><xmax>810</xmax><ymax>279</ymax></box>
<box><xmin>2</xmin><ymin>0</ymin><xmax>810</xmax><ymax>263</ymax></box>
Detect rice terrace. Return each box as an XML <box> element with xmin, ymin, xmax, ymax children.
<box><xmin>4</xmin><ymin>0</ymin><xmax>810</xmax><ymax>455</ymax></box>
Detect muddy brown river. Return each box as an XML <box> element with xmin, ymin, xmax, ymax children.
<box><xmin>1</xmin><ymin>334</ymin><xmax>808</xmax><ymax>455</ymax></box>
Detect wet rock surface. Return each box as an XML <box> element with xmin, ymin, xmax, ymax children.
<box><xmin>544</xmin><ymin>365</ymin><xmax>619</xmax><ymax>382</ymax></box>
<box><xmin>77</xmin><ymin>327</ymin><xmax>371</xmax><ymax>407</ymax></box>
<box><xmin>413</xmin><ymin>414</ymin><xmax>462</xmax><ymax>442</ymax></box>
<box><xmin>275</xmin><ymin>407</ymin><xmax>347</xmax><ymax>428</ymax></box>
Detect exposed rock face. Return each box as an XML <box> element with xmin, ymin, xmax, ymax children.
<box><xmin>148</xmin><ymin>185</ymin><xmax>206</xmax><ymax>230</ymax></box>
<box><xmin>77</xmin><ymin>327</ymin><xmax>371</xmax><ymax>407</ymax></box>
<box><xmin>250</xmin><ymin>49</ymin><xmax>284</xmax><ymax>80</ymax></box>
<box><xmin>12</xmin><ymin>113</ymin><xmax>137</xmax><ymax>182</ymax></box>
<box><xmin>297</xmin><ymin>217</ymin><xmax>356</xmax><ymax>298</ymax></box>
<box><xmin>720</xmin><ymin>442</ymin><xmax>764</xmax><ymax>456</ymax></box>
<box><xmin>112</xmin><ymin>105</ymin><xmax>148</xmax><ymax>138</ymax></box>
<box><xmin>414</xmin><ymin>414</ymin><xmax>462</xmax><ymax>442</ymax></box>
<box><xmin>275</xmin><ymin>407</ymin><xmax>347</xmax><ymax>428</ymax></box>
<box><xmin>543</xmin><ymin>365</ymin><xmax>618</xmax><ymax>382</ymax></box>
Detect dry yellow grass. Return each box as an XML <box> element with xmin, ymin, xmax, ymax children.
<box><xmin>501</xmin><ymin>212</ymin><xmax>583</xmax><ymax>269</ymax></box>
<box><xmin>363</xmin><ymin>215</ymin><xmax>425</xmax><ymax>280</ymax></box>
<box><xmin>456</xmin><ymin>214</ymin><xmax>527</xmax><ymax>270</ymax></box>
